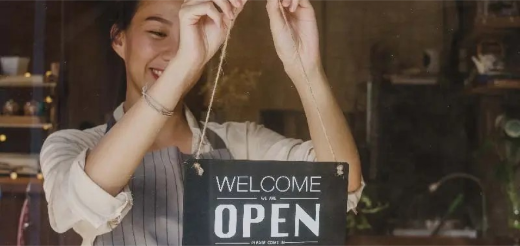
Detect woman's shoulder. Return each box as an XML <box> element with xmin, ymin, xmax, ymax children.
<box><xmin>42</xmin><ymin>124</ymin><xmax>107</xmax><ymax>151</ymax></box>
<box><xmin>205</xmin><ymin>120</ymin><xmax>277</xmax><ymax>140</ymax></box>
<box><xmin>205</xmin><ymin>120</ymin><xmax>255</xmax><ymax>133</ymax></box>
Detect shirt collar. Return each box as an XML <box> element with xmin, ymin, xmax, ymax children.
<box><xmin>112</xmin><ymin>103</ymin><xmax>212</xmax><ymax>153</ymax></box>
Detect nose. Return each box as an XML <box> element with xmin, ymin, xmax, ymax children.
<box><xmin>161</xmin><ymin>46</ymin><xmax>177</xmax><ymax>62</ymax></box>
<box><xmin>161</xmin><ymin>38</ymin><xmax>179</xmax><ymax>62</ymax></box>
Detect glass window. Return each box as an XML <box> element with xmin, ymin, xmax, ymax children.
<box><xmin>1</xmin><ymin>0</ymin><xmax>520</xmax><ymax>245</ymax></box>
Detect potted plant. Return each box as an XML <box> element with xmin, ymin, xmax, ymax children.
<box><xmin>479</xmin><ymin>114</ymin><xmax>520</xmax><ymax>232</ymax></box>
<box><xmin>346</xmin><ymin>187</ymin><xmax>389</xmax><ymax>235</ymax></box>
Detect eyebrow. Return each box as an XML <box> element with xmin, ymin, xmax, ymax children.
<box><xmin>145</xmin><ymin>16</ymin><xmax>172</xmax><ymax>25</ymax></box>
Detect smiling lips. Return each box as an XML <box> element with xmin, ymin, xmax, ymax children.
<box><xmin>151</xmin><ymin>68</ymin><xmax>163</xmax><ymax>79</ymax></box>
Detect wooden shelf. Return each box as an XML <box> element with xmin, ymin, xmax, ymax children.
<box><xmin>0</xmin><ymin>177</ymin><xmax>43</xmax><ymax>194</ymax></box>
<box><xmin>0</xmin><ymin>152</ymin><xmax>40</xmax><ymax>171</ymax></box>
<box><xmin>0</xmin><ymin>75</ymin><xmax>55</xmax><ymax>88</ymax></box>
<box><xmin>385</xmin><ymin>74</ymin><xmax>438</xmax><ymax>85</ymax></box>
<box><xmin>0</xmin><ymin>122</ymin><xmax>52</xmax><ymax>129</ymax></box>
<box><xmin>461</xmin><ymin>29</ymin><xmax>515</xmax><ymax>46</ymax></box>
<box><xmin>0</xmin><ymin>116</ymin><xmax>52</xmax><ymax>129</ymax></box>
<box><xmin>460</xmin><ymin>16</ymin><xmax>520</xmax><ymax>46</ymax></box>
<box><xmin>466</xmin><ymin>83</ymin><xmax>520</xmax><ymax>95</ymax></box>
<box><xmin>475</xmin><ymin>16</ymin><xmax>520</xmax><ymax>29</ymax></box>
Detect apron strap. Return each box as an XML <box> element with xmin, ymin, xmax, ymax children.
<box><xmin>105</xmin><ymin>114</ymin><xmax>117</xmax><ymax>134</ymax></box>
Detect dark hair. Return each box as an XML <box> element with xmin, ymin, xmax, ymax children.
<box><xmin>110</xmin><ymin>0</ymin><xmax>140</xmax><ymax>42</ymax></box>
<box><xmin>107</xmin><ymin>0</ymin><xmax>141</xmax><ymax>108</ymax></box>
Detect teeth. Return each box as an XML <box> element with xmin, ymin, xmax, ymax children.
<box><xmin>152</xmin><ymin>69</ymin><xmax>163</xmax><ymax>77</ymax></box>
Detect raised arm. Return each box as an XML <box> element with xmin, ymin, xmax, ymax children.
<box><xmin>85</xmin><ymin>0</ymin><xmax>247</xmax><ymax>196</ymax></box>
<box><xmin>266</xmin><ymin>0</ymin><xmax>362</xmax><ymax>192</ymax></box>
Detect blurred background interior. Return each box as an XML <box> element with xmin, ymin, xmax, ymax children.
<box><xmin>2</xmin><ymin>0</ymin><xmax>520</xmax><ymax>245</ymax></box>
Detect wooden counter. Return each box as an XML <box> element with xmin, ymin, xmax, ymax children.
<box><xmin>0</xmin><ymin>177</ymin><xmax>43</xmax><ymax>194</ymax></box>
<box><xmin>346</xmin><ymin>235</ymin><xmax>514</xmax><ymax>245</ymax></box>
<box><xmin>0</xmin><ymin>177</ymin><xmax>60</xmax><ymax>245</ymax></box>
<box><xmin>2</xmin><ymin>178</ymin><xmax>515</xmax><ymax>246</ymax></box>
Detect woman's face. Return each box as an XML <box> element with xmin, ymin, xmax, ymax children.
<box><xmin>113</xmin><ymin>0</ymin><xmax>182</xmax><ymax>90</ymax></box>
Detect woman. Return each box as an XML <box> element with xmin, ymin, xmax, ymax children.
<box><xmin>40</xmin><ymin>0</ymin><xmax>364</xmax><ymax>245</ymax></box>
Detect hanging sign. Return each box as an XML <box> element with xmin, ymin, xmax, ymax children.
<box><xmin>183</xmin><ymin>159</ymin><xmax>348</xmax><ymax>246</ymax></box>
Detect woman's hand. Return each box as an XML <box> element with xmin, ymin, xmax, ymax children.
<box><xmin>177</xmin><ymin>0</ymin><xmax>247</xmax><ymax>69</ymax></box>
<box><xmin>266</xmin><ymin>0</ymin><xmax>321</xmax><ymax>78</ymax></box>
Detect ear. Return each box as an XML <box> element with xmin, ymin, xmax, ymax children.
<box><xmin>111</xmin><ymin>24</ymin><xmax>126</xmax><ymax>60</ymax></box>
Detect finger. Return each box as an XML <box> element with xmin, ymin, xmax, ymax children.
<box><xmin>212</xmin><ymin>0</ymin><xmax>235</xmax><ymax>19</ymax></box>
<box><xmin>232</xmin><ymin>0</ymin><xmax>248</xmax><ymax>16</ymax></box>
<box><xmin>182</xmin><ymin>0</ymin><xmax>208</xmax><ymax>5</ymax></box>
<box><xmin>222</xmin><ymin>0</ymin><xmax>247</xmax><ymax>26</ymax></box>
<box><xmin>205</xmin><ymin>4</ymin><xmax>224</xmax><ymax>28</ymax></box>
<box><xmin>228</xmin><ymin>0</ymin><xmax>242</xmax><ymax>9</ymax></box>
<box><xmin>266</xmin><ymin>0</ymin><xmax>290</xmax><ymax>36</ymax></box>
<box><xmin>289</xmin><ymin>0</ymin><xmax>299</xmax><ymax>12</ymax></box>
<box><xmin>299</xmin><ymin>0</ymin><xmax>312</xmax><ymax>8</ymax></box>
<box><xmin>282</xmin><ymin>0</ymin><xmax>290</xmax><ymax>8</ymax></box>
<box><xmin>266</xmin><ymin>0</ymin><xmax>284</xmax><ymax>24</ymax></box>
<box><xmin>180</xmin><ymin>2</ymin><xmax>223</xmax><ymax>28</ymax></box>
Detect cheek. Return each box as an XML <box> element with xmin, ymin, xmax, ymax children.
<box><xmin>124</xmin><ymin>34</ymin><xmax>161</xmax><ymax>84</ymax></box>
<box><xmin>128</xmin><ymin>35</ymin><xmax>159</xmax><ymax>66</ymax></box>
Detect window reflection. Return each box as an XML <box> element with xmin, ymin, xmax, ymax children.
<box><xmin>1</xmin><ymin>0</ymin><xmax>520</xmax><ymax>245</ymax></box>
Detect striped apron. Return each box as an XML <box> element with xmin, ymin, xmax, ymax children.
<box><xmin>94</xmin><ymin>116</ymin><xmax>233</xmax><ymax>246</ymax></box>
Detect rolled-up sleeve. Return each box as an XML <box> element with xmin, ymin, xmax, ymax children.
<box><xmin>40</xmin><ymin>129</ymin><xmax>132</xmax><ymax>242</ymax></box>
<box><xmin>347</xmin><ymin>180</ymin><xmax>365</xmax><ymax>213</ymax></box>
<box><xmin>209</xmin><ymin>121</ymin><xmax>365</xmax><ymax>212</ymax></box>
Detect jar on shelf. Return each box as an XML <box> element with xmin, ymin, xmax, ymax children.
<box><xmin>23</xmin><ymin>100</ymin><xmax>43</xmax><ymax>116</ymax></box>
<box><xmin>3</xmin><ymin>100</ymin><xmax>20</xmax><ymax>115</ymax></box>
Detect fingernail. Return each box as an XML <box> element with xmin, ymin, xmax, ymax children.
<box><xmin>283</xmin><ymin>1</ymin><xmax>290</xmax><ymax>7</ymax></box>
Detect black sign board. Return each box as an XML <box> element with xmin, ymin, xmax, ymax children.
<box><xmin>183</xmin><ymin>159</ymin><xmax>348</xmax><ymax>246</ymax></box>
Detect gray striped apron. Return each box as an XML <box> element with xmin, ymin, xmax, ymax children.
<box><xmin>94</xmin><ymin>116</ymin><xmax>233</xmax><ymax>246</ymax></box>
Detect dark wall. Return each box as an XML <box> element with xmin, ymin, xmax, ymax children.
<box><xmin>59</xmin><ymin>1</ymin><xmax>121</xmax><ymax>128</ymax></box>
<box><xmin>374</xmin><ymin>83</ymin><xmax>474</xmax><ymax>228</ymax></box>
<box><xmin>0</xmin><ymin>1</ymin><xmax>62</xmax><ymax>74</ymax></box>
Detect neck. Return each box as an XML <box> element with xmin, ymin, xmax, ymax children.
<box><xmin>123</xmin><ymin>85</ymin><xmax>193</xmax><ymax>152</ymax></box>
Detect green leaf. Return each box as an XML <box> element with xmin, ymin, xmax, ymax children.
<box><xmin>360</xmin><ymin>195</ymin><xmax>373</xmax><ymax>207</ymax></box>
<box><xmin>360</xmin><ymin>203</ymin><xmax>389</xmax><ymax>214</ymax></box>
<box><xmin>357</xmin><ymin>215</ymin><xmax>372</xmax><ymax>230</ymax></box>
<box><xmin>447</xmin><ymin>194</ymin><xmax>464</xmax><ymax>215</ymax></box>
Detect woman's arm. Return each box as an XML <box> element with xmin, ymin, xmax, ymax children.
<box><xmin>266</xmin><ymin>0</ymin><xmax>362</xmax><ymax>192</ymax></box>
<box><xmin>290</xmin><ymin>67</ymin><xmax>362</xmax><ymax>192</ymax></box>
<box><xmin>86</xmin><ymin>0</ymin><xmax>246</xmax><ymax>196</ymax></box>
<box><xmin>85</xmin><ymin>59</ymin><xmax>196</xmax><ymax>196</ymax></box>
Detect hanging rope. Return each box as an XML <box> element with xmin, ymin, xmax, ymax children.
<box><xmin>193</xmin><ymin>1</ymin><xmax>338</xmax><ymax>175</ymax></box>
<box><xmin>194</xmin><ymin>12</ymin><xmax>235</xmax><ymax>161</ymax></box>
<box><xmin>277</xmin><ymin>0</ymin><xmax>337</xmax><ymax>162</ymax></box>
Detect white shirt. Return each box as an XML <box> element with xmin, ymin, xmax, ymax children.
<box><xmin>39</xmin><ymin>104</ymin><xmax>365</xmax><ymax>246</ymax></box>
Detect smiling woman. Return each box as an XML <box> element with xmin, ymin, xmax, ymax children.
<box><xmin>38</xmin><ymin>0</ymin><xmax>364</xmax><ymax>245</ymax></box>
<box><xmin>110</xmin><ymin>0</ymin><xmax>182</xmax><ymax>106</ymax></box>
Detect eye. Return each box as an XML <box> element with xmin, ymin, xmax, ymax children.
<box><xmin>148</xmin><ymin>30</ymin><xmax>167</xmax><ymax>38</ymax></box>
